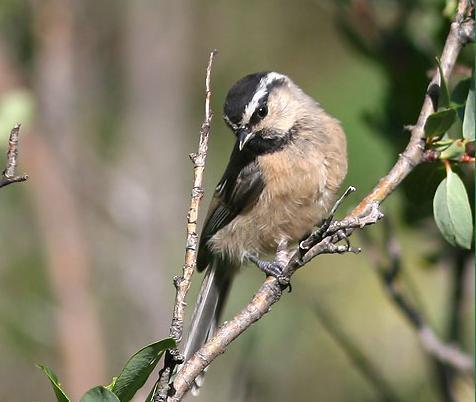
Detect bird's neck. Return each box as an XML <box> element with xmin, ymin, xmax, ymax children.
<box><xmin>244</xmin><ymin>127</ymin><xmax>296</xmax><ymax>156</ymax></box>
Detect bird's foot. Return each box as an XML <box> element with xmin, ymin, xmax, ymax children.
<box><xmin>246</xmin><ymin>254</ymin><xmax>292</xmax><ymax>291</ymax></box>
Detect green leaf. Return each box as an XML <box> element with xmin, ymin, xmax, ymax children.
<box><xmin>37</xmin><ymin>365</ymin><xmax>71</xmax><ymax>402</ymax></box>
<box><xmin>431</xmin><ymin>138</ymin><xmax>453</xmax><ymax>152</ymax></box>
<box><xmin>433</xmin><ymin>171</ymin><xmax>473</xmax><ymax>249</ymax></box>
<box><xmin>462</xmin><ymin>78</ymin><xmax>475</xmax><ymax>141</ymax></box>
<box><xmin>443</xmin><ymin>0</ymin><xmax>458</xmax><ymax>18</ymax></box>
<box><xmin>424</xmin><ymin>108</ymin><xmax>457</xmax><ymax>138</ymax></box>
<box><xmin>105</xmin><ymin>377</ymin><xmax>117</xmax><ymax>391</ymax></box>
<box><xmin>0</xmin><ymin>89</ymin><xmax>35</xmax><ymax>144</ymax></box>
<box><xmin>436</xmin><ymin>58</ymin><xmax>450</xmax><ymax>109</ymax></box>
<box><xmin>451</xmin><ymin>77</ymin><xmax>471</xmax><ymax>120</ymax></box>
<box><xmin>439</xmin><ymin>140</ymin><xmax>466</xmax><ymax>160</ymax></box>
<box><xmin>451</xmin><ymin>77</ymin><xmax>471</xmax><ymax>106</ymax></box>
<box><xmin>80</xmin><ymin>386</ymin><xmax>120</xmax><ymax>402</ymax></box>
<box><xmin>111</xmin><ymin>338</ymin><xmax>175</xmax><ymax>402</ymax></box>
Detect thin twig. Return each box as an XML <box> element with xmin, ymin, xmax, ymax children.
<box><xmin>170</xmin><ymin>2</ymin><xmax>474</xmax><ymax>399</ymax></box>
<box><xmin>437</xmin><ymin>248</ymin><xmax>473</xmax><ymax>401</ymax></box>
<box><xmin>418</xmin><ymin>326</ymin><xmax>473</xmax><ymax>372</ymax></box>
<box><xmin>361</xmin><ymin>221</ymin><xmax>470</xmax><ymax>402</ymax></box>
<box><xmin>447</xmin><ymin>249</ymin><xmax>471</xmax><ymax>345</ymax></box>
<box><xmin>312</xmin><ymin>303</ymin><xmax>402</xmax><ymax>402</ymax></box>
<box><xmin>0</xmin><ymin>124</ymin><xmax>28</xmax><ymax>189</ymax></box>
<box><xmin>373</xmin><ymin>225</ymin><xmax>473</xmax><ymax>373</ymax></box>
<box><xmin>153</xmin><ymin>50</ymin><xmax>217</xmax><ymax>402</ymax></box>
<box><xmin>170</xmin><ymin>49</ymin><xmax>217</xmax><ymax>345</ymax></box>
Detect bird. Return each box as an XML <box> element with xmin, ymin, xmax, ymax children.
<box><xmin>183</xmin><ymin>71</ymin><xmax>347</xmax><ymax>380</ymax></box>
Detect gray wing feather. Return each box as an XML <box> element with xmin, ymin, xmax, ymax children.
<box><xmin>197</xmin><ymin>144</ymin><xmax>264</xmax><ymax>271</ymax></box>
<box><xmin>184</xmin><ymin>144</ymin><xmax>264</xmax><ymax>393</ymax></box>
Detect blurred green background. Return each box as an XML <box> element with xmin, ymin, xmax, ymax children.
<box><xmin>0</xmin><ymin>1</ymin><xmax>473</xmax><ymax>401</ymax></box>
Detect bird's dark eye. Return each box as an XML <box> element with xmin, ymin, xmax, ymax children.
<box><xmin>256</xmin><ymin>105</ymin><xmax>268</xmax><ymax>119</ymax></box>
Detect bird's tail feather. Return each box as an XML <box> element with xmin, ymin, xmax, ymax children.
<box><xmin>182</xmin><ymin>257</ymin><xmax>234</xmax><ymax>392</ymax></box>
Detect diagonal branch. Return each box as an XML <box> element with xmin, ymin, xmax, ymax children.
<box><xmin>312</xmin><ymin>302</ymin><xmax>403</xmax><ymax>402</ymax></box>
<box><xmin>170</xmin><ymin>2</ymin><xmax>474</xmax><ymax>399</ymax></box>
<box><xmin>365</xmin><ymin>224</ymin><xmax>474</xmax><ymax>373</ymax></box>
<box><xmin>0</xmin><ymin>123</ymin><xmax>28</xmax><ymax>189</ymax></box>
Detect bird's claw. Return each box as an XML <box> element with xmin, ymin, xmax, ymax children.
<box><xmin>247</xmin><ymin>254</ymin><xmax>292</xmax><ymax>292</ymax></box>
<box><xmin>264</xmin><ymin>262</ymin><xmax>291</xmax><ymax>292</ymax></box>
<box><xmin>277</xmin><ymin>275</ymin><xmax>292</xmax><ymax>292</ymax></box>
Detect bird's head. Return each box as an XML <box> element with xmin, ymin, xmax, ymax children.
<box><xmin>223</xmin><ymin>72</ymin><xmax>313</xmax><ymax>155</ymax></box>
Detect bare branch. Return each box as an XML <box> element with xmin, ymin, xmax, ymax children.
<box><xmin>0</xmin><ymin>124</ymin><xmax>28</xmax><ymax>189</ymax></box>
<box><xmin>312</xmin><ymin>302</ymin><xmax>403</xmax><ymax>402</ymax></box>
<box><xmin>170</xmin><ymin>2</ymin><xmax>474</xmax><ymax>399</ymax></box>
<box><xmin>370</xmin><ymin>226</ymin><xmax>474</xmax><ymax>373</ymax></box>
<box><xmin>170</xmin><ymin>49</ymin><xmax>217</xmax><ymax>345</ymax></box>
<box><xmin>154</xmin><ymin>50</ymin><xmax>217</xmax><ymax>401</ymax></box>
<box><xmin>418</xmin><ymin>326</ymin><xmax>473</xmax><ymax>373</ymax></box>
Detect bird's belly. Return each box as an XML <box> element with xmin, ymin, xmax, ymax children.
<box><xmin>209</xmin><ymin>153</ymin><xmax>335</xmax><ymax>263</ymax></box>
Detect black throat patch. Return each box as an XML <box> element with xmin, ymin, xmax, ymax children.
<box><xmin>246</xmin><ymin>127</ymin><xmax>296</xmax><ymax>155</ymax></box>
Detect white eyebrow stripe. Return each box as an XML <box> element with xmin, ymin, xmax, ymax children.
<box><xmin>223</xmin><ymin>114</ymin><xmax>240</xmax><ymax>131</ymax></box>
<box><xmin>240</xmin><ymin>72</ymin><xmax>287</xmax><ymax>126</ymax></box>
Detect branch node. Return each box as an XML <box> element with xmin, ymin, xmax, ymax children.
<box><xmin>457</xmin><ymin>17</ymin><xmax>475</xmax><ymax>44</ymax></box>
<box><xmin>189</xmin><ymin>152</ymin><xmax>197</xmax><ymax>163</ymax></box>
<box><xmin>173</xmin><ymin>276</ymin><xmax>184</xmax><ymax>289</ymax></box>
<box><xmin>191</xmin><ymin>186</ymin><xmax>204</xmax><ymax>198</ymax></box>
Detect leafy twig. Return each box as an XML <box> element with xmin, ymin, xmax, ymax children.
<box><xmin>312</xmin><ymin>302</ymin><xmax>403</xmax><ymax>402</ymax></box>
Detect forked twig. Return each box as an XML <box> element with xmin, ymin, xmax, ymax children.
<box><xmin>0</xmin><ymin>124</ymin><xmax>28</xmax><ymax>189</ymax></box>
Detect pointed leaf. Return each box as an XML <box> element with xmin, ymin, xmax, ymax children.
<box><xmin>80</xmin><ymin>387</ymin><xmax>120</xmax><ymax>402</ymax></box>
<box><xmin>462</xmin><ymin>78</ymin><xmax>475</xmax><ymax>141</ymax></box>
<box><xmin>0</xmin><ymin>89</ymin><xmax>35</xmax><ymax>143</ymax></box>
<box><xmin>431</xmin><ymin>138</ymin><xmax>453</xmax><ymax>152</ymax></box>
<box><xmin>111</xmin><ymin>338</ymin><xmax>175</xmax><ymax>402</ymax></box>
<box><xmin>451</xmin><ymin>77</ymin><xmax>471</xmax><ymax>120</ymax></box>
<box><xmin>451</xmin><ymin>77</ymin><xmax>471</xmax><ymax>106</ymax></box>
<box><xmin>424</xmin><ymin>108</ymin><xmax>457</xmax><ymax>138</ymax></box>
<box><xmin>105</xmin><ymin>377</ymin><xmax>117</xmax><ymax>391</ymax></box>
<box><xmin>436</xmin><ymin>58</ymin><xmax>450</xmax><ymax>109</ymax></box>
<box><xmin>433</xmin><ymin>171</ymin><xmax>473</xmax><ymax>249</ymax></box>
<box><xmin>439</xmin><ymin>140</ymin><xmax>466</xmax><ymax>160</ymax></box>
<box><xmin>443</xmin><ymin>0</ymin><xmax>458</xmax><ymax>18</ymax></box>
<box><xmin>37</xmin><ymin>365</ymin><xmax>71</xmax><ymax>402</ymax></box>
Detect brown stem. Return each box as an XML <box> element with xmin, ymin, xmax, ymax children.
<box><xmin>170</xmin><ymin>49</ymin><xmax>217</xmax><ymax>345</ymax></box>
<box><xmin>154</xmin><ymin>50</ymin><xmax>217</xmax><ymax>401</ymax></box>
<box><xmin>371</xmin><ymin>225</ymin><xmax>473</xmax><ymax>373</ymax></box>
<box><xmin>312</xmin><ymin>302</ymin><xmax>403</xmax><ymax>402</ymax></box>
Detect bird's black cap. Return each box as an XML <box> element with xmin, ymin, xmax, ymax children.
<box><xmin>223</xmin><ymin>72</ymin><xmax>270</xmax><ymax>126</ymax></box>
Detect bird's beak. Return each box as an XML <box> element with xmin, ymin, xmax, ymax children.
<box><xmin>238</xmin><ymin>128</ymin><xmax>254</xmax><ymax>151</ymax></box>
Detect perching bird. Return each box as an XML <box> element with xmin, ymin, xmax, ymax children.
<box><xmin>183</xmin><ymin>72</ymin><xmax>347</xmax><ymax>373</ymax></box>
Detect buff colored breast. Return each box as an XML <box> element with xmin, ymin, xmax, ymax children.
<box><xmin>208</xmin><ymin>120</ymin><xmax>347</xmax><ymax>264</ymax></box>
